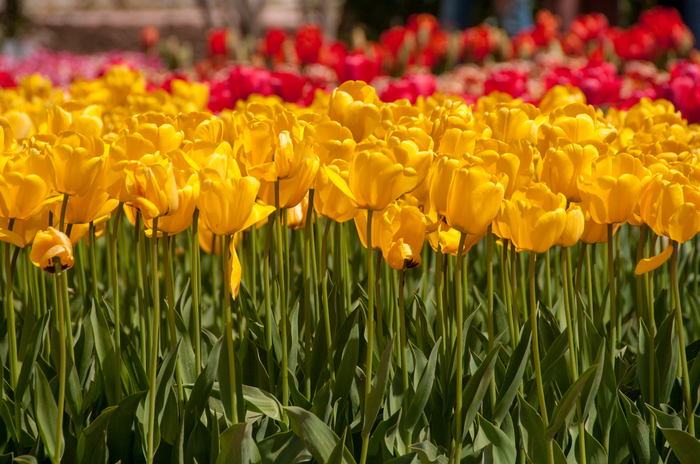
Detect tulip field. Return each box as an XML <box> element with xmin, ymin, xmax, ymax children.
<box><xmin>3</xmin><ymin>6</ymin><xmax>700</xmax><ymax>464</ymax></box>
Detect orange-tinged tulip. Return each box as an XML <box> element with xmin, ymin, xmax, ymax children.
<box><xmin>198</xmin><ymin>171</ymin><xmax>275</xmax><ymax>236</ymax></box>
<box><xmin>640</xmin><ymin>175</ymin><xmax>700</xmax><ymax>244</ymax></box>
<box><xmin>555</xmin><ymin>203</ymin><xmax>584</xmax><ymax>248</ymax></box>
<box><xmin>378</xmin><ymin>203</ymin><xmax>426</xmax><ymax>270</ymax></box>
<box><xmin>354</xmin><ymin>208</ymin><xmax>383</xmax><ymax>252</ymax></box>
<box><xmin>315</xmin><ymin>162</ymin><xmax>358</xmax><ymax>222</ymax></box>
<box><xmin>580</xmin><ymin>209</ymin><xmax>619</xmax><ymax>244</ymax></box>
<box><xmin>540</xmin><ymin>143</ymin><xmax>599</xmax><ymax>202</ymax></box>
<box><xmin>0</xmin><ymin>171</ymin><xmax>50</xmax><ymax>220</ymax></box>
<box><xmin>47</xmin><ymin>144</ymin><xmax>104</xmax><ymax>197</ymax></box>
<box><xmin>445</xmin><ymin>165</ymin><xmax>504</xmax><ymax>235</ymax></box>
<box><xmin>327</xmin><ymin>81</ymin><xmax>381</xmax><ymax>142</ymax></box>
<box><xmin>30</xmin><ymin>227</ymin><xmax>74</xmax><ymax>273</ymax></box>
<box><xmin>327</xmin><ymin>142</ymin><xmax>431</xmax><ymax>211</ymax></box>
<box><xmin>578</xmin><ymin>152</ymin><xmax>649</xmax><ymax>225</ymax></box>
<box><xmin>500</xmin><ymin>183</ymin><xmax>567</xmax><ymax>253</ymax></box>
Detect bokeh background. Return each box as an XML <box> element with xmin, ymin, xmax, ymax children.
<box><xmin>0</xmin><ymin>0</ymin><xmax>698</xmax><ymax>59</ymax></box>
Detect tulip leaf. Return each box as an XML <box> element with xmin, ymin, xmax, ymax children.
<box><xmin>75</xmin><ymin>405</ymin><xmax>118</xmax><ymax>464</ymax></box>
<box><xmin>334</xmin><ymin>310</ymin><xmax>360</xmax><ymax>405</ymax></box>
<box><xmin>363</xmin><ymin>334</ymin><xmax>395</xmax><ymax>438</ymax></box>
<box><xmin>90</xmin><ymin>300</ymin><xmax>120</xmax><ymax>405</ymax></box>
<box><xmin>184</xmin><ymin>415</ymin><xmax>211</xmax><ymax>464</ymax></box>
<box><xmin>257</xmin><ymin>431</ymin><xmax>311</xmax><ymax>464</ymax></box>
<box><xmin>518</xmin><ymin>394</ymin><xmax>547</xmax><ymax>462</ymax></box>
<box><xmin>16</xmin><ymin>313</ymin><xmax>49</xmax><ymax>406</ymax></box>
<box><xmin>409</xmin><ymin>440</ymin><xmax>449</xmax><ymax>463</ymax></box>
<box><xmin>661</xmin><ymin>428</ymin><xmax>700</xmax><ymax>464</ymax></box>
<box><xmin>285</xmin><ymin>406</ymin><xmax>356</xmax><ymax>464</ymax></box>
<box><xmin>243</xmin><ymin>385</ymin><xmax>283</xmax><ymax>422</ymax></box>
<box><xmin>106</xmin><ymin>390</ymin><xmax>148</xmax><ymax>464</ymax></box>
<box><xmin>461</xmin><ymin>343</ymin><xmax>501</xmax><ymax>442</ymax></box>
<box><xmin>545</xmin><ymin>364</ymin><xmax>596</xmax><ymax>442</ymax></box>
<box><xmin>620</xmin><ymin>393</ymin><xmax>660</xmax><ymax>464</ymax></box>
<box><xmin>33</xmin><ymin>363</ymin><xmax>59</xmax><ymax>462</ymax></box>
<box><xmin>216</xmin><ymin>421</ymin><xmax>262</xmax><ymax>464</ymax></box>
<box><xmin>327</xmin><ymin>428</ymin><xmax>348</xmax><ymax>464</ymax></box>
<box><xmin>405</xmin><ymin>338</ymin><xmax>441</xmax><ymax>436</ymax></box>
<box><xmin>494</xmin><ymin>321</ymin><xmax>531</xmax><ymax>425</ymax></box>
<box><xmin>478</xmin><ymin>414</ymin><xmax>516</xmax><ymax>464</ymax></box>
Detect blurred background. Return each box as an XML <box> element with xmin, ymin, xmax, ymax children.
<box><xmin>0</xmin><ymin>0</ymin><xmax>698</xmax><ymax>59</ymax></box>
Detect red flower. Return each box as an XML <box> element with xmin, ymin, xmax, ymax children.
<box><xmin>263</xmin><ymin>28</ymin><xmax>287</xmax><ymax>58</ymax></box>
<box><xmin>531</xmin><ymin>10</ymin><xmax>560</xmax><ymax>47</ymax></box>
<box><xmin>295</xmin><ymin>24</ymin><xmax>324</xmax><ymax>64</ymax></box>
<box><xmin>484</xmin><ymin>68</ymin><xmax>528</xmax><ymax>98</ymax></box>
<box><xmin>272</xmin><ymin>71</ymin><xmax>308</xmax><ymax>103</ymax></box>
<box><xmin>381</xmin><ymin>26</ymin><xmax>407</xmax><ymax>58</ymax></box>
<box><xmin>140</xmin><ymin>26</ymin><xmax>160</xmax><ymax>52</ymax></box>
<box><xmin>612</xmin><ymin>26</ymin><xmax>657</xmax><ymax>61</ymax></box>
<box><xmin>335</xmin><ymin>52</ymin><xmax>380</xmax><ymax>83</ymax></box>
<box><xmin>0</xmin><ymin>71</ymin><xmax>17</xmax><ymax>89</ymax></box>
<box><xmin>462</xmin><ymin>24</ymin><xmax>498</xmax><ymax>62</ymax></box>
<box><xmin>208</xmin><ymin>29</ymin><xmax>228</xmax><ymax>57</ymax></box>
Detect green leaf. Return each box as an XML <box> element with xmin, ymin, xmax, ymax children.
<box><xmin>545</xmin><ymin>364</ymin><xmax>596</xmax><ymax>441</ymax></box>
<box><xmin>327</xmin><ymin>428</ymin><xmax>348</xmax><ymax>464</ymax></box>
<box><xmin>363</xmin><ymin>335</ymin><xmax>396</xmax><ymax>438</ymax></box>
<box><xmin>478</xmin><ymin>414</ymin><xmax>516</xmax><ymax>464</ymax></box>
<box><xmin>580</xmin><ymin>341</ymin><xmax>605</xmax><ymax>420</ymax></box>
<box><xmin>185</xmin><ymin>415</ymin><xmax>211</xmax><ymax>464</ymax></box>
<box><xmin>75</xmin><ymin>405</ymin><xmax>118</xmax><ymax>464</ymax></box>
<box><xmin>91</xmin><ymin>301</ymin><xmax>119</xmax><ymax>405</ymax></box>
<box><xmin>405</xmin><ymin>339</ymin><xmax>442</xmax><ymax>436</ymax></box>
<box><xmin>518</xmin><ymin>394</ymin><xmax>547</xmax><ymax>462</ymax></box>
<box><xmin>185</xmin><ymin>336</ymin><xmax>223</xmax><ymax>432</ymax></box>
<box><xmin>16</xmin><ymin>314</ymin><xmax>49</xmax><ymax>405</ymax></box>
<box><xmin>33</xmin><ymin>363</ymin><xmax>59</xmax><ymax>462</ymax></box>
<box><xmin>334</xmin><ymin>310</ymin><xmax>360</xmax><ymax>405</ymax></box>
<box><xmin>661</xmin><ymin>428</ymin><xmax>700</xmax><ymax>464</ymax></box>
<box><xmin>621</xmin><ymin>394</ymin><xmax>660</xmax><ymax>464</ymax></box>
<box><xmin>285</xmin><ymin>406</ymin><xmax>356</xmax><ymax>464</ymax></box>
<box><xmin>106</xmin><ymin>390</ymin><xmax>148</xmax><ymax>464</ymax></box>
<box><xmin>216</xmin><ymin>422</ymin><xmax>262</xmax><ymax>464</ymax></box>
<box><xmin>257</xmin><ymin>431</ymin><xmax>310</xmax><ymax>464</ymax></box>
<box><xmin>647</xmin><ymin>405</ymin><xmax>682</xmax><ymax>430</ymax></box>
<box><xmin>655</xmin><ymin>313</ymin><xmax>678</xmax><ymax>405</ymax></box>
<box><xmin>409</xmin><ymin>440</ymin><xmax>448</xmax><ymax>464</ymax></box>
<box><xmin>461</xmin><ymin>343</ymin><xmax>501</xmax><ymax>442</ymax></box>
<box><xmin>243</xmin><ymin>385</ymin><xmax>282</xmax><ymax>422</ymax></box>
<box><xmin>494</xmin><ymin>322</ymin><xmax>531</xmax><ymax>425</ymax></box>
<box><xmin>637</xmin><ymin>319</ymin><xmax>657</xmax><ymax>408</ymax></box>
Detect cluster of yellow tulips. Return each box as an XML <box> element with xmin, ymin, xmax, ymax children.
<box><xmin>2</xmin><ymin>65</ymin><xmax>700</xmax><ymax>464</ymax></box>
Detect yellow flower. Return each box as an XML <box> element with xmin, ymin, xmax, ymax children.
<box><xmin>538</xmin><ymin>85</ymin><xmax>586</xmax><ymax>115</ymax></box>
<box><xmin>579</xmin><ymin>208</ymin><xmax>619</xmax><ymax>244</ymax></box>
<box><xmin>124</xmin><ymin>158</ymin><xmax>180</xmax><ymax>221</ymax></box>
<box><xmin>47</xmin><ymin>144</ymin><xmax>105</xmax><ymax>197</ymax></box>
<box><xmin>0</xmin><ymin>158</ymin><xmax>51</xmax><ymax>220</ymax></box>
<box><xmin>540</xmin><ymin>143</ymin><xmax>599</xmax><ymax>202</ymax></box>
<box><xmin>500</xmin><ymin>183</ymin><xmax>567</xmax><ymax>253</ymax></box>
<box><xmin>426</xmin><ymin>212</ymin><xmax>485</xmax><ymax>255</ymax></box>
<box><xmin>287</xmin><ymin>194</ymin><xmax>310</xmax><ymax>230</ymax></box>
<box><xmin>307</xmin><ymin>120</ymin><xmax>356</xmax><ymax>165</ymax></box>
<box><xmin>578</xmin><ymin>152</ymin><xmax>649</xmax><ymax>225</ymax></box>
<box><xmin>30</xmin><ymin>227</ymin><xmax>74</xmax><ymax>273</ymax></box>
<box><xmin>485</xmin><ymin>106</ymin><xmax>539</xmax><ymax>145</ymax></box>
<box><xmin>257</xmin><ymin>151</ymin><xmax>319</xmax><ymax>209</ymax></box>
<box><xmin>554</xmin><ymin>203</ymin><xmax>584</xmax><ymax>248</ymax></box>
<box><xmin>315</xmin><ymin>161</ymin><xmax>358</xmax><ymax>223</ymax></box>
<box><xmin>429</xmin><ymin>155</ymin><xmax>464</xmax><ymax>217</ymax></box>
<box><xmin>640</xmin><ymin>175</ymin><xmax>700</xmax><ymax>244</ymax></box>
<box><xmin>378</xmin><ymin>203</ymin><xmax>426</xmax><ymax>270</ymax></box>
<box><xmin>197</xmin><ymin>170</ymin><xmax>275</xmax><ymax>236</ymax></box>
<box><xmin>327</xmin><ymin>81</ymin><xmax>381</xmax><ymax>142</ymax></box>
<box><xmin>445</xmin><ymin>165</ymin><xmax>504</xmax><ymax>235</ymax></box>
<box><xmin>326</xmin><ymin>141</ymin><xmax>431</xmax><ymax>211</ymax></box>
<box><xmin>52</xmin><ymin>177</ymin><xmax>119</xmax><ymax>225</ymax></box>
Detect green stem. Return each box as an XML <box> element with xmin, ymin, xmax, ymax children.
<box><xmin>146</xmin><ymin>218</ymin><xmax>160</xmax><ymax>464</ymax></box>
<box><xmin>163</xmin><ymin>234</ymin><xmax>185</xmax><ymax>412</ymax></box>
<box><xmin>511</xmin><ymin>241</ymin><xmax>520</xmax><ymax>345</ymax></box>
<box><xmin>303</xmin><ymin>191</ymin><xmax>314</xmax><ymax>399</ymax></box>
<box><xmin>503</xmin><ymin>239</ymin><xmax>515</xmax><ymax>350</ymax></box>
<box><xmin>530</xmin><ymin>252</ymin><xmax>554</xmax><ymax>464</ymax></box>
<box><xmin>454</xmin><ymin>232</ymin><xmax>467</xmax><ymax>462</ymax></box>
<box><xmin>486</xmin><ymin>226</ymin><xmax>496</xmax><ymax>413</ymax></box>
<box><xmin>671</xmin><ymin>241</ymin><xmax>695</xmax><ymax>436</ymax></box>
<box><xmin>111</xmin><ymin>205</ymin><xmax>123</xmax><ymax>403</ymax></box>
<box><xmin>545</xmin><ymin>249</ymin><xmax>552</xmax><ymax>309</ymax></box>
<box><xmin>223</xmin><ymin>234</ymin><xmax>239</xmax><ymax>424</ymax></box>
<box><xmin>359</xmin><ymin>210</ymin><xmax>375</xmax><ymax>464</ymax></box>
<box><xmin>263</xmin><ymin>219</ymin><xmax>275</xmax><ymax>390</ymax></box>
<box><xmin>275</xmin><ymin>181</ymin><xmax>289</xmax><ymax>409</ymax></box>
<box><xmin>4</xmin><ymin>219</ymin><xmax>20</xmax><ymax>440</ymax></box>
<box><xmin>376</xmin><ymin>253</ymin><xmax>384</xmax><ymax>357</ymax></box>
<box><xmin>608</xmin><ymin>224</ymin><xmax>617</xmax><ymax>363</ymax></box>
<box><xmin>53</xmin><ymin>258</ymin><xmax>67</xmax><ymax>464</ymax></box>
<box><xmin>320</xmin><ymin>219</ymin><xmax>334</xmax><ymax>384</ymax></box>
<box><xmin>398</xmin><ymin>267</ymin><xmax>409</xmax><ymax>443</ymax></box>
<box><xmin>192</xmin><ymin>209</ymin><xmax>202</xmax><ymax>376</ymax></box>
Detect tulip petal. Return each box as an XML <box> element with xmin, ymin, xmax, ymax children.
<box><xmin>324</xmin><ymin>165</ymin><xmax>357</xmax><ymax>204</ymax></box>
<box><xmin>230</xmin><ymin>242</ymin><xmax>242</xmax><ymax>299</ymax></box>
<box><xmin>0</xmin><ymin>229</ymin><xmax>25</xmax><ymax>248</ymax></box>
<box><xmin>635</xmin><ymin>241</ymin><xmax>672</xmax><ymax>275</ymax></box>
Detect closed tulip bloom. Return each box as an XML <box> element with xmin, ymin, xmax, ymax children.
<box><xmin>578</xmin><ymin>152</ymin><xmax>649</xmax><ymax>225</ymax></box>
<box><xmin>257</xmin><ymin>152</ymin><xmax>319</xmax><ymax>209</ymax></box>
<box><xmin>315</xmin><ymin>162</ymin><xmax>358</xmax><ymax>222</ymax></box>
<box><xmin>429</xmin><ymin>155</ymin><xmax>463</xmax><ymax>217</ymax></box>
<box><xmin>327</xmin><ymin>81</ymin><xmax>381</xmax><ymax>142</ymax></box>
<box><xmin>145</xmin><ymin>183</ymin><xmax>198</xmax><ymax>236</ymax></box>
<box><xmin>328</xmin><ymin>141</ymin><xmax>431</xmax><ymax>211</ymax></box>
<box><xmin>555</xmin><ymin>203</ymin><xmax>585</xmax><ymax>248</ymax></box>
<box><xmin>0</xmin><ymin>170</ymin><xmax>50</xmax><ymax>220</ymax></box>
<box><xmin>540</xmin><ymin>143</ymin><xmax>599</xmax><ymax>202</ymax></box>
<box><xmin>378</xmin><ymin>203</ymin><xmax>426</xmax><ymax>270</ymax></box>
<box><xmin>500</xmin><ymin>183</ymin><xmax>567</xmax><ymax>253</ymax></box>
<box><xmin>48</xmin><ymin>144</ymin><xmax>104</xmax><ymax>197</ymax></box>
<box><xmin>640</xmin><ymin>175</ymin><xmax>700</xmax><ymax>244</ymax></box>
<box><xmin>485</xmin><ymin>107</ymin><xmax>538</xmax><ymax>145</ymax></box>
<box><xmin>198</xmin><ymin>171</ymin><xmax>275</xmax><ymax>236</ymax></box>
<box><xmin>538</xmin><ymin>85</ymin><xmax>586</xmax><ymax>115</ymax></box>
<box><xmin>30</xmin><ymin>227</ymin><xmax>74</xmax><ymax>273</ymax></box>
<box><xmin>124</xmin><ymin>159</ymin><xmax>180</xmax><ymax>221</ymax></box>
<box><xmin>53</xmin><ymin>178</ymin><xmax>119</xmax><ymax>225</ymax></box>
<box><xmin>427</xmin><ymin>214</ymin><xmax>486</xmax><ymax>255</ymax></box>
<box><xmin>446</xmin><ymin>165</ymin><xmax>504</xmax><ymax>235</ymax></box>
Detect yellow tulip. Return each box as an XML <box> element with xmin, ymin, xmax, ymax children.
<box><xmin>327</xmin><ymin>81</ymin><xmax>381</xmax><ymax>142</ymax></box>
<box><xmin>578</xmin><ymin>152</ymin><xmax>649</xmax><ymax>225</ymax></box>
<box><xmin>579</xmin><ymin>208</ymin><xmax>619</xmax><ymax>244</ymax></box>
<box><xmin>0</xmin><ymin>170</ymin><xmax>50</xmax><ymax>220</ymax></box>
<box><xmin>30</xmin><ymin>227</ymin><xmax>74</xmax><ymax>273</ymax></box>
<box><xmin>51</xmin><ymin>177</ymin><xmax>119</xmax><ymax>225</ymax></box>
<box><xmin>47</xmin><ymin>144</ymin><xmax>105</xmax><ymax>197</ymax></box>
<box><xmin>257</xmin><ymin>152</ymin><xmax>319</xmax><ymax>209</ymax></box>
<box><xmin>307</xmin><ymin>120</ymin><xmax>356</xmax><ymax>165</ymax></box>
<box><xmin>540</xmin><ymin>143</ymin><xmax>599</xmax><ymax>202</ymax></box>
<box><xmin>640</xmin><ymin>175</ymin><xmax>700</xmax><ymax>244</ymax></box>
<box><xmin>327</xmin><ymin>141</ymin><xmax>431</xmax><ymax>211</ymax></box>
<box><xmin>485</xmin><ymin>107</ymin><xmax>538</xmax><ymax>145</ymax></box>
<box><xmin>144</xmin><ymin>183</ymin><xmax>198</xmax><ymax>236</ymax></box>
<box><xmin>287</xmin><ymin>194</ymin><xmax>310</xmax><ymax>230</ymax></box>
<box><xmin>197</xmin><ymin>171</ymin><xmax>275</xmax><ymax>236</ymax></box>
<box><xmin>500</xmin><ymin>183</ymin><xmax>567</xmax><ymax>253</ymax></box>
<box><xmin>538</xmin><ymin>85</ymin><xmax>586</xmax><ymax>115</ymax></box>
<box><xmin>429</xmin><ymin>155</ymin><xmax>464</xmax><ymax>217</ymax></box>
<box><xmin>315</xmin><ymin>162</ymin><xmax>358</xmax><ymax>223</ymax></box>
<box><xmin>445</xmin><ymin>165</ymin><xmax>504</xmax><ymax>235</ymax></box>
<box><xmin>376</xmin><ymin>202</ymin><xmax>426</xmax><ymax>270</ymax></box>
<box><xmin>124</xmin><ymin>158</ymin><xmax>180</xmax><ymax>221</ymax></box>
<box><xmin>428</xmin><ymin>219</ymin><xmax>486</xmax><ymax>256</ymax></box>
<box><xmin>554</xmin><ymin>203</ymin><xmax>585</xmax><ymax>248</ymax></box>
